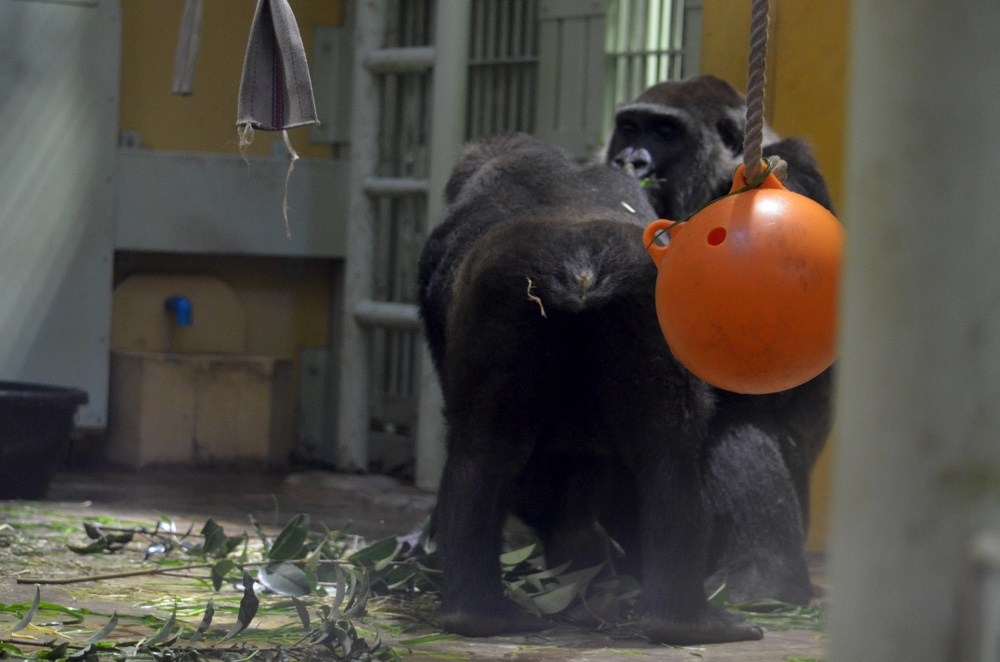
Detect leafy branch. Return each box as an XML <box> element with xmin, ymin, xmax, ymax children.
<box><xmin>2</xmin><ymin>510</ymin><xmax>825</xmax><ymax>661</ymax></box>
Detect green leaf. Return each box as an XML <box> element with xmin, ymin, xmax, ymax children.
<box><xmin>210</xmin><ymin>559</ymin><xmax>239</xmax><ymax>592</ymax></box>
<box><xmin>143</xmin><ymin>607</ymin><xmax>176</xmax><ymax>646</ymax></box>
<box><xmin>347</xmin><ymin>536</ymin><xmax>401</xmax><ymax>571</ymax></box>
<box><xmin>222</xmin><ymin>534</ymin><xmax>246</xmax><ymax>558</ymax></box>
<box><xmin>106</xmin><ymin>531</ymin><xmax>134</xmax><ymax>545</ymax></box>
<box><xmin>186</xmin><ymin>598</ymin><xmax>214</xmax><ymax>646</ymax></box>
<box><xmin>499</xmin><ymin>544</ymin><xmax>537</xmax><ymax>568</ymax></box>
<box><xmin>341</xmin><ymin>570</ymin><xmax>371</xmax><ymax>620</ymax></box>
<box><xmin>531</xmin><ymin>583</ymin><xmax>581</xmax><ymax>615</ymax></box>
<box><xmin>521</xmin><ymin>561</ymin><xmax>572</xmax><ymax>591</ymax></box>
<box><xmin>553</xmin><ymin>563</ymin><xmax>605</xmax><ymax>588</ymax></box>
<box><xmin>331</xmin><ymin>565</ymin><xmax>349</xmax><ymax>615</ymax></box>
<box><xmin>258</xmin><ymin>562</ymin><xmax>311</xmax><ymax>597</ymax></box>
<box><xmin>10</xmin><ymin>585</ymin><xmax>40</xmax><ymax>634</ymax></box>
<box><xmin>38</xmin><ymin>642</ymin><xmax>70</xmax><ymax>660</ymax></box>
<box><xmin>200</xmin><ymin>519</ymin><xmax>226</xmax><ymax>557</ymax></box>
<box><xmin>505</xmin><ymin>583</ymin><xmax>541</xmax><ymax>616</ymax></box>
<box><xmin>267</xmin><ymin>514</ymin><xmax>310</xmax><ymax>562</ymax></box>
<box><xmin>67</xmin><ymin>643</ymin><xmax>98</xmax><ymax>660</ymax></box>
<box><xmin>68</xmin><ymin>540</ymin><xmax>111</xmax><ymax>555</ymax></box>
<box><xmin>220</xmin><ymin>570</ymin><xmax>259</xmax><ymax>642</ymax></box>
<box><xmin>80</xmin><ymin>612</ymin><xmax>118</xmax><ymax>645</ymax></box>
<box><xmin>291</xmin><ymin>597</ymin><xmax>311</xmax><ymax>630</ymax></box>
<box><xmin>0</xmin><ymin>642</ymin><xmax>25</xmax><ymax>656</ymax></box>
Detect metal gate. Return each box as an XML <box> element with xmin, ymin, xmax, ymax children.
<box><xmin>339</xmin><ymin>0</ymin><xmax>697</xmax><ymax>487</ymax></box>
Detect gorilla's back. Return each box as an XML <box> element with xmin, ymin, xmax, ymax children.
<box><xmin>418</xmin><ymin>133</ymin><xmax>658</xmax><ymax>373</ymax></box>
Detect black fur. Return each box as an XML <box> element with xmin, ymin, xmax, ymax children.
<box><xmin>418</xmin><ymin>133</ymin><xmax>785</xmax><ymax>645</ymax></box>
<box><xmin>605</xmin><ymin>75</ymin><xmax>834</xmax><ymax>601</ymax></box>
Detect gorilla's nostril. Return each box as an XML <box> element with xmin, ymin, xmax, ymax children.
<box><xmin>611</xmin><ymin>147</ymin><xmax>654</xmax><ymax>179</ymax></box>
<box><xmin>630</xmin><ymin>148</ymin><xmax>653</xmax><ymax>170</ymax></box>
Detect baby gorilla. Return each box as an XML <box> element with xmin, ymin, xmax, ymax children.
<box><xmin>418</xmin><ymin>133</ymin><xmax>803</xmax><ymax>645</ymax></box>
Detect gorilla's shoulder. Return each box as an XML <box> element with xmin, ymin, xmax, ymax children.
<box><xmin>444</xmin><ymin>133</ymin><xmax>571</xmax><ymax>207</ymax></box>
<box><xmin>763</xmin><ymin>138</ymin><xmax>835</xmax><ymax>213</ymax></box>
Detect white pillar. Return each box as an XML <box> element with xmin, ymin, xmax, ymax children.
<box><xmin>830</xmin><ymin>2</ymin><xmax>1000</xmax><ymax>660</ymax></box>
<box><xmin>414</xmin><ymin>0</ymin><xmax>470</xmax><ymax>490</ymax></box>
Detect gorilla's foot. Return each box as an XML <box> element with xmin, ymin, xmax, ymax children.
<box><xmin>706</xmin><ymin>559</ymin><xmax>813</xmax><ymax>608</ymax></box>
<box><xmin>436</xmin><ymin>599</ymin><xmax>549</xmax><ymax>638</ymax></box>
<box><xmin>642</xmin><ymin>604</ymin><xmax>763</xmax><ymax>646</ymax></box>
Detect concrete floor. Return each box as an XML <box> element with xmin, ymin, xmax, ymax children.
<box><xmin>7</xmin><ymin>467</ymin><xmax>828</xmax><ymax>661</ymax></box>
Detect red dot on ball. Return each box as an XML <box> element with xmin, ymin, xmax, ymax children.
<box><xmin>707</xmin><ymin>227</ymin><xmax>727</xmax><ymax>246</ymax></box>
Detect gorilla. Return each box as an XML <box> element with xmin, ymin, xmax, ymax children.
<box><xmin>417</xmin><ymin>131</ymin><xmax>814</xmax><ymax>645</ymax></box>
<box><xmin>605</xmin><ymin>74</ymin><xmax>833</xmax><ymax>221</ymax></box>
<box><xmin>605</xmin><ymin>74</ymin><xmax>835</xmax><ymax>590</ymax></box>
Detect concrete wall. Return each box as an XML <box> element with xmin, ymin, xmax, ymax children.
<box><xmin>829</xmin><ymin>1</ymin><xmax>1000</xmax><ymax>659</ymax></box>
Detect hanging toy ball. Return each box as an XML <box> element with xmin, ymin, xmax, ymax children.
<box><xmin>643</xmin><ymin>163</ymin><xmax>844</xmax><ymax>394</ymax></box>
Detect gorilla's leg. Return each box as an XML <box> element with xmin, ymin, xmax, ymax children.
<box><xmin>704</xmin><ymin>424</ymin><xmax>813</xmax><ymax>606</ymax></box>
<box><xmin>435</xmin><ymin>446</ymin><xmax>548</xmax><ymax>636</ymax></box>
<box><xmin>636</xmin><ymin>449</ymin><xmax>764</xmax><ymax>645</ymax></box>
<box><xmin>514</xmin><ymin>454</ymin><xmax>612</xmax><ymax>572</ymax></box>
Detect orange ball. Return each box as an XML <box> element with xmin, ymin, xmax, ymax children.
<box><xmin>643</xmin><ymin>164</ymin><xmax>844</xmax><ymax>394</ymax></box>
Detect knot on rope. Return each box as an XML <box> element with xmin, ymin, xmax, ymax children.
<box><xmin>742</xmin><ymin>0</ymin><xmax>771</xmax><ymax>185</ymax></box>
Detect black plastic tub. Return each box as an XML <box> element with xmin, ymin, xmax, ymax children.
<box><xmin>0</xmin><ymin>381</ymin><xmax>88</xmax><ymax>499</ymax></box>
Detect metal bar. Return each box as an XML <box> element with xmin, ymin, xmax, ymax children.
<box><xmin>354</xmin><ymin>300</ymin><xmax>422</xmax><ymax>329</ymax></box>
<box><xmin>468</xmin><ymin>55</ymin><xmax>540</xmax><ymax>66</ymax></box>
<box><xmin>365</xmin><ymin>46</ymin><xmax>435</xmax><ymax>73</ymax></box>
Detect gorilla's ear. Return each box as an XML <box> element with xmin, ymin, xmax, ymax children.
<box><xmin>716</xmin><ymin>117</ymin><xmax>744</xmax><ymax>156</ymax></box>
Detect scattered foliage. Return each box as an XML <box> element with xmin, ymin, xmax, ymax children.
<box><xmin>1</xmin><ymin>508</ymin><xmax>825</xmax><ymax>661</ymax></box>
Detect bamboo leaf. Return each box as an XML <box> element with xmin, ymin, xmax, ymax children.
<box><xmin>10</xmin><ymin>585</ymin><xmax>40</xmax><ymax>634</ymax></box>
<box><xmin>258</xmin><ymin>562</ymin><xmax>311</xmax><ymax>597</ymax></box>
<box><xmin>220</xmin><ymin>570</ymin><xmax>259</xmax><ymax>642</ymax></box>
<box><xmin>80</xmin><ymin>612</ymin><xmax>118</xmax><ymax>645</ymax></box>
<box><xmin>341</xmin><ymin>571</ymin><xmax>370</xmax><ymax>620</ymax></box>
<box><xmin>347</xmin><ymin>536</ymin><xmax>401</xmax><ymax>571</ymax></box>
<box><xmin>331</xmin><ymin>565</ymin><xmax>348</xmax><ymax>615</ymax></box>
<box><xmin>185</xmin><ymin>598</ymin><xmax>214</xmax><ymax>646</ymax></box>
<box><xmin>38</xmin><ymin>642</ymin><xmax>69</xmax><ymax>660</ymax></box>
<box><xmin>144</xmin><ymin>608</ymin><xmax>176</xmax><ymax>646</ymax></box>
<box><xmin>499</xmin><ymin>544</ymin><xmax>536</xmax><ymax>568</ymax></box>
<box><xmin>291</xmin><ymin>597</ymin><xmax>311</xmax><ymax>630</ymax></box>
<box><xmin>553</xmin><ymin>563</ymin><xmax>605</xmax><ymax>588</ymax></box>
<box><xmin>106</xmin><ymin>531</ymin><xmax>134</xmax><ymax>545</ymax></box>
<box><xmin>200</xmin><ymin>519</ymin><xmax>226</xmax><ymax>557</ymax></box>
<box><xmin>532</xmin><ymin>583</ymin><xmax>581</xmax><ymax>615</ymax></box>
<box><xmin>68</xmin><ymin>540</ymin><xmax>111</xmax><ymax>555</ymax></box>
<box><xmin>267</xmin><ymin>514</ymin><xmax>310</xmax><ymax>562</ymax></box>
<box><xmin>210</xmin><ymin>559</ymin><xmax>240</xmax><ymax>592</ymax></box>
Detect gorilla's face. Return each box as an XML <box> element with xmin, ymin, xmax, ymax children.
<box><xmin>607</xmin><ymin>108</ymin><xmax>692</xmax><ymax>182</ymax></box>
<box><xmin>605</xmin><ymin>77</ymin><xmax>750</xmax><ymax>221</ymax></box>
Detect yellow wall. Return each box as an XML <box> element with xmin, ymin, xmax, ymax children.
<box><xmin>701</xmin><ymin>0</ymin><xmax>849</xmax><ymax>209</ymax></box>
<box><xmin>114</xmin><ymin>254</ymin><xmax>332</xmax><ymax>358</ymax></box>
<box><xmin>120</xmin><ymin>0</ymin><xmax>342</xmax><ymax>156</ymax></box>
<box><xmin>701</xmin><ymin>0</ymin><xmax>851</xmax><ymax>550</ymax></box>
<box><xmin>116</xmin><ymin>1</ymin><xmax>344</xmax><ymax>424</ymax></box>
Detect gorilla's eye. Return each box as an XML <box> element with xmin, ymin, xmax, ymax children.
<box><xmin>656</xmin><ymin>123</ymin><xmax>679</xmax><ymax>141</ymax></box>
<box><xmin>618</xmin><ymin>120</ymin><xmax>639</xmax><ymax>139</ymax></box>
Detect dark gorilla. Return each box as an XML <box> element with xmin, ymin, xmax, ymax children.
<box><xmin>418</xmin><ymin>132</ymin><xmax>810</xmax><ymax>645</ymax></box>
<box><xmin>605</xmin><ymin>74</ymin><xmax>834</xmax><ymax>601</ymax></box>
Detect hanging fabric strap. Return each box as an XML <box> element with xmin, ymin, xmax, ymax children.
<box><xmin>237</xmin><ymin>0</ymin><xmax>318</xmax><ymax>132</ymax></box>
<box><xmin>171</xmin><ymin>0</ymin><xmax>203</xmax><ymax>95</ymax></box>
<box><xmin>236</xmin><ymin>0</ymin><xmax>318</xmax><ymax>238</ymax></box>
